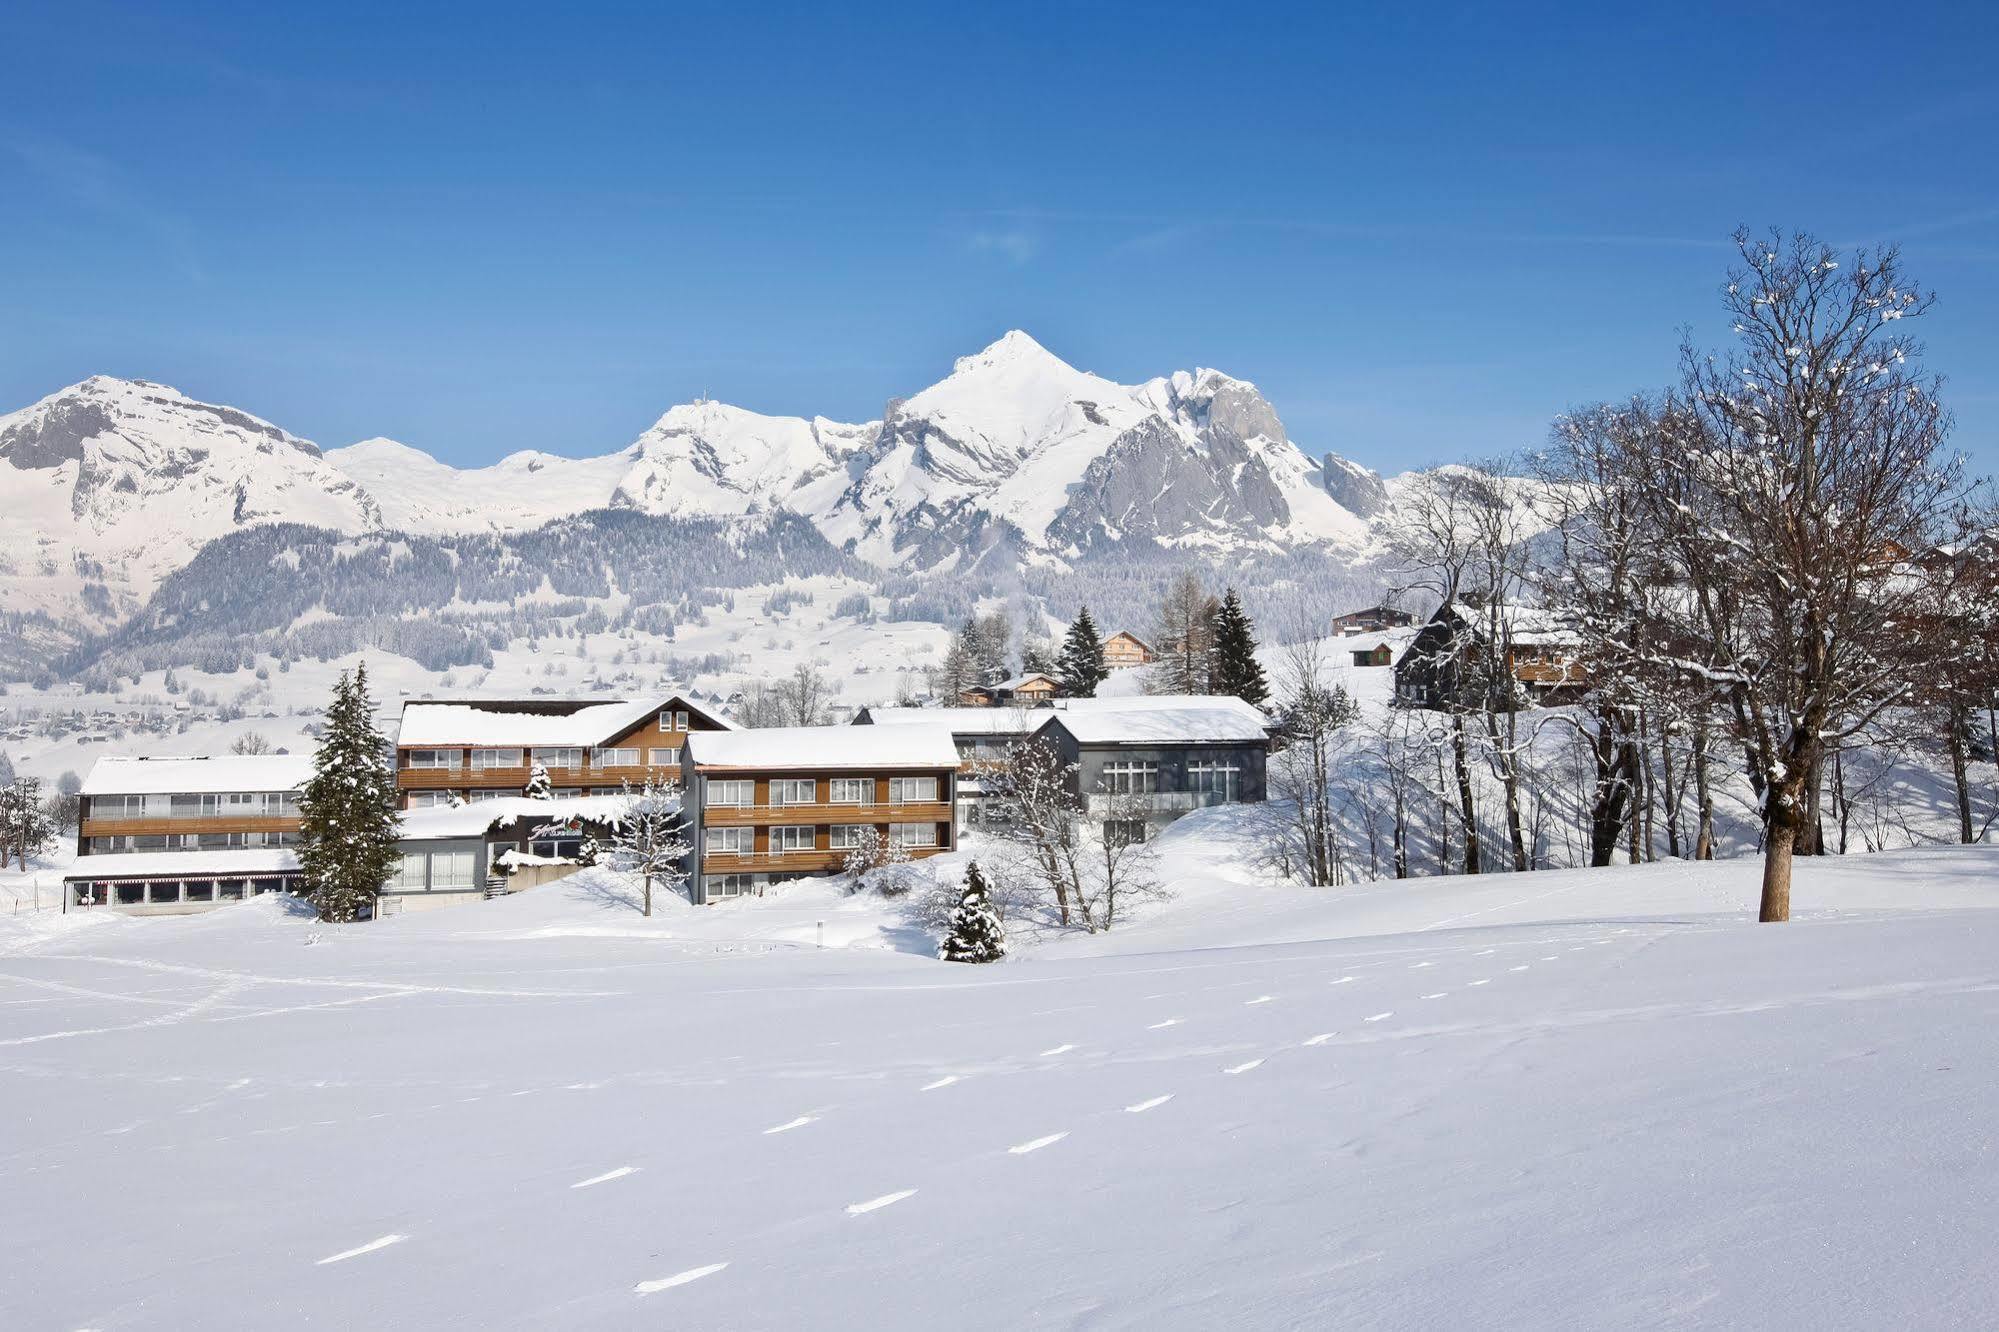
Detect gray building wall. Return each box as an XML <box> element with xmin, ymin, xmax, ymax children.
<box><xmin>1035</xmin><ymin>720</ymin><xmax>1269</xmax><ymax>832</ymax></box>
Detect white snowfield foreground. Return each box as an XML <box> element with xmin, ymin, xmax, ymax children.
<box><xmin>4</xmin><ymin>844</ymin><xmax>1999</xmax><ymax>1328</ymax></box>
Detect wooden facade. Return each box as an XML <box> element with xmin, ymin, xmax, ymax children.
<box><xmin>1102</xmin><ymin>631</ymin><xmax>1155</xmax><ymax>667</ymax></box>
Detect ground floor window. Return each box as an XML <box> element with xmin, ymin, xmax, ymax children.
<box><xmin>1104</xmin><ymin>819</ymin><xmax>1147</xmax><ymax>847</ymax></box>
<box><xmin>705</xmin><ymin>873</ymin><xmax>760</xmax><ymax>899</ymax></box>
<box><xmin>828</xmin><ymin>824</ymin><xmax>870</xmax><ymax>850</ymax></box>
<box><xmin>431</xmin><ymin>851</ymin><xmax>476</xmax><ymax>891</ymax></box>
<box><xmin>116</xmin><ymin>883</ymin><xmax>143</xmax><ymax>905</ymax></box>
<box><xmin>147</xmin><ymin>881</ymin><xmax>180</xmax><ymax>904</ymax></box>
<box><xmin>393</xmin><ymin>854</ymin><xmax>427</xmax><ymax>891</ymax></box>
<box><xmin>252</xmin><ymin>878</ymin><xmax>290</xmax><ymax>895</ymax></box>
<box><xmin>530</xmin><ymin>837</ymin><xmax>582</xmax><ymax>859</ymax></box>
<box><xmin>705</xmin><ymin>826</ymin><xmax>750</xmax><ymax>854</ymax></box>
<box><xmin>1102</xmin><ymin>761</ymin><xmax>1160</xmax><ymax>795</ymax></box>
<box><xmin>217</xmin><ymin>879</ymin><xmax>246</xmax><ymax>900</ymax></box>
<box><xmin>184</xmin><ymin>881</ymin><xmax>214</xmax><ymax>903</ymax></box>
<box><xmin>1188</xmin><ymin>760</ymin><xmax>1243</xmax><ymax>801</ymax></box>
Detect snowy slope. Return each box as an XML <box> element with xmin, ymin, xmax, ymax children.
<box><xmin>0</xmin><ymin>377</ymin><xmax>380</xmax><ymax>624</ymax></box>
<box><xmin>611</xmin><ymin>400</ymin><xmax>874</xmax><ymax>518</ymax></box>
<box><xmin>324</xmin><ymin>437</ymin><xmax>634</xmax><ymax>534</ymax></box>
<box><xmin>4</xmin><ymin>845</ymin><xmax>1998</xmax><ymax>1327</ymax></box>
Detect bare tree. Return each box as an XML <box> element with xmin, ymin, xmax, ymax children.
<box><xmin>607</xmin><ymin>775</ymin><xmax>688</xmax><ymax>916</ymax></box>
<box><xmin>231</xmin><ymin>731</ymin><xmax>274</xmax><ymax>755</ymax></box>
<box><xmin>1148</xmin><ymin>570</ymin><xmax>1219</xmax><ymax>695</ymax></box>
<box><xmin>1070</xmin><ymin>797</ymin><xmax>1168</xmax><ymax>932</ymax></box>
<box><xmin>1265</xmin><ymin>635</ymin><xmax>1362</xmax><ymax>886</ymax></box>
<box><xmin>977</xmin><ymin>738</ymin><xmax>1085</xmax><ymax>928</ymax></box>
<box><xmin>1626</xmin><ymin>230</ymin><xmax>1968</xmax><ymax>920</ymax></box>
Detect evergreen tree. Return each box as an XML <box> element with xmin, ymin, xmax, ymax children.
<box><xmin>1057</xmin><ymin>606</ymin><xmax>1109</xmax><ymax>698</ymax></box>
<box><xmin>523</xmin><ymin>761</ymin><xmax>553</xmax><ymax>799</ymax></box>
<box><xmin>296</xmin><ymin>664</ymin><xmax>403</xmax><ymax>922</ymax></box>
<box><xmin>1210</xmin><ymin>588</ymin><xmax>1270</xmax><ymax>709</ymax></box>
<box><xmin>939</xmin><ymin>862</ymin><xmax>1006</xmax><ymax>963</ymax></box>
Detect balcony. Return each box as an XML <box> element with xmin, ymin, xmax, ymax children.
<box><xmin>83</xmin><ymin>815</ymin><xmax>301</xmax><ymax>838</ymax></box>
<box><xmin>700</xmin><ymin>801</ymin><xmax>954</xmax><ymax>828</ymax></box>
<box><xmin>398</xmin><ymin>763</ymin><xmax>669</xmax><ymax>791</ymax></box>
<box><xmin>702</xmin><ymin>843</ymin><xmax>946</xmax><ymax>873</ymax></box>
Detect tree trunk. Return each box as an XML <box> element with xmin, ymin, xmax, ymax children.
<box><xmin>1658</xmin><ymin>722</ymin><xmax>1683</xmax><ymax>859</ymax></box>
<box><xmin>643</xmin><ymin>870</ymin><xmax>652</xmax><ymax>917</ymax></box>
<box><xmin>1693</xmin><ymin>724</ymin><xmax>1715</xmax><ymax>860</ymax></box>
<box><xmin>1948</xmin><ymin>703</ymin><xmax>1974</xmax><ymax>845</ymax></box>
<box><xmin>1797</xmin><ymin>750</ymin><xmax>1825</xmax><ymax>857</ymax></box>
<box><xmin>1759</xmin><ymin>819</ymin><xmax>1794</xmax><ymax>923</ymax></box>
<box><xmin>1451</xmin><ymin>715</ymin><xmax>1479</xmax><ymax>875</ymax></box>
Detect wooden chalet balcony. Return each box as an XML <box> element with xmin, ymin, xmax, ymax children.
<box><xmin>703</xmin><ymin>843</ymin><xmax>948</xmax><ymax>873</ymax></box>
<box><xmin>700</xmin><ymin>801</ymin><xmax>955</xmax><ymax>828</ymax></box>
<box><xmin>398</xmin><ymin>763</ymin><xmax>668</xmax><ymax>791</ymax></box>
<box><xmin>83</xmin><ymin>815</ymin><xmax>302</xmax><ymax>838</ymax></box>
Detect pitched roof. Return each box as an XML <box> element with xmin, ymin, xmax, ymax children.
<box><xmin>80</xmin><ymin>754</ymin><xmax>314</xmax><ymax>797</ymax></box>
<box><xmin>395</xmin><ymin>693</ymin><xmax>734</xmax><ymax>748</ymax></box>
<box><xmin>1103</xmin><ymin>630</ymin><xmax>1154</xmax><ymax>649</ymax></box>
<box><xmin>687</xmin><ymin>725</ymin><xmax>960</xmax><ymax>771</ymax></box>
<box><xmin>1033</xmin><ymin>698</ymin><xmax>1272</xmax><ymax>745</ymax></box>
<box><xmin>994</xmin><ymin>672</ymin><xmax>1059</xmax><ymax>691</ymax></box>
<box><xmin>856</xmin><ymin>706</ymin><xmax>1043</xmax><ymax>735</ymax></box>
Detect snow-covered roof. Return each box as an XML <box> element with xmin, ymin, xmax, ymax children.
<box><xmin>857</xmin><ymin>707</ymin><xmax>1043</xmax><ymax>735</ymax></box>
<box><xmin>80</xmin><ymin>754</ymin><xmax>313</xmax><ymax>797</ymax></box>
<box><xmin>397</xmin><ymin>794</ymin><xmax>642</xmax><ymax>841</ymax></box>
<box><xmin>1104</xmin><ymin>629</ymin><xmax>1154</xmax><ymax>649</ymax></box>
<box><xmin>64</xmin><ymin>849</ymin><xmax>301</xmax><ymax>880</ymax></box>
<box><xmin>1050</xmin><ymin>693</ymin><xmax>1271</xmax><ymax>720</ymax></box>
<box><xmin>994</xmin><ymin>673</ymin><xmax>1058</xmax><ymax>691</ymax></box>
<box><xmin>396</xmin><ymin>694</ymin><xmax>734</xmax><ymax>748</ymax></box>
<box><xmin>1033</xmin><ymin>700</ymin><xmax>1272</xmax><ymax>746</ymax></box>
<box><xmin>687</xmin><ymin>726</ymin><xmax>960</xmax><ymax>771</ymax></box>
<box><xmin>1443</xmin><ymin>601</ymin><xmax>1582</xmax><ymax>648</ymax></box>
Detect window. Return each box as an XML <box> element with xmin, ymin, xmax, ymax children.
<box><xmin>392</xmin><ymin>854</ymin><xmax>428</xmax><ymax>891</ymax></box>
<box><xmin>649</xmin><ymin>747</ymin><xmax>682</xmax><ymax>767</ymax></box>
<box><xmin>1188</xmin><ymin>760</ymin><xmax>1243</xmax><ymax>801</ymax></box>
<box><xmin>184</xmin><ymin>880</ymin><xmax>215</xmax><ymax>903</ymax></box>
<box><xmin>705</xmin><ymin>826</ymin><xmax>750</xmax><ymax>854</ymax></box>
<box><xmin>828</xmin><ymin>777</ymin><xmax>873</xmax><ymax>805</ymax></box>
<box><xmin>216</xmin><ymin>879</ymin><xmax>246</xmax><ymax>901</ymax></box>
<box><xmin>148</xmin><ymin>881</ymin><xmax>181</xmax><ymax>904</ymax></box>
<box><xmin>592</xmin><ymin>746</ymin><xmax>639</xmax><ymax>768</ymax></box>
<box><xmin>252</xmin><ymin>878</ymin><xmax>287</xmax><ymax>896</ymax></box>
<box><xmin>705</xmin><ymin>873</ymin><xmax>757</xmax><ymax>899</ymax></box>
<box><xmin>264</xmin><ymin>791</ymin><xmax>300</xmax><ymax>817</ymax></box>
<box><xmin>889</xmin><ymin>822</ymin><xmax>937</xmax><ymax>848</ymax></box>
<box><xmin>81</xmin><ymin>882</ymin><xmax>110</xmax><ymax>906</ymax></box>
<box><xmin>465</xmin><ymin>789</ymin><xmax>508</xmax><ymax>803</ymax></box>
<box><xmin>116</xmin><ymin>883</ymin><xmax>144</xmax><ymax>906</ymax></box>
<box><xmin>431</xmin><ymin>851</ymin><xmax>476</xmax><ymax>891</ymax></box>
<box><xmin>532</xmin><ymin>747</ymin><xmax>583</xmax><ymax>770</ymax></box>
<box><xmin>770</xmin><ymin>825</ymin><xmax>816</xmax><ymax>853</ymax></box>
<box><xmin>470</xmin><ymin>747</ymin><xmax>524</xmax><ymax>770</ymax></box>
<box><xmin>828</xmin><ymin>824</ymin><xmax>870</xmax><ymax>850</ymax></box>
<box><xmin>552</xmin><ymin>788</ymin><xmax>583</xmax><ymax>799</ymax></box>
<box><xmin>708</xmin><ymin>780</ymin><xmax>754</xmax><ymax>807</ymax></box>
<box><xmin>407</xmin><ymin>749</ymin><xmax>459</xmax><ymax>770</ymax></box>
<box><xmin>1102</xmin><ymin>761</ymin><xmax>1159</xmax><ymax>795</ymax></box>
<box><xmin>1104</xmin><ymin>819</ymin><xmax>1148</xmax><ymax>847</ymax></box>
<box><xmin>406</xmin><ymin>791</ymin><xmax>455</xmax><ymax>809</ymax></box>
<box><xmin>531</xmin><ymin>838</ymin><xmax>583</xmax><ymax>860</ymax></box>
<box><xmin>97</xmin><ymin>794</ymin><xmax>145</xmax><ymax>819</ymax></box>
<box><xmin>661</xmin><ymin>709</ymin><xmax>690</xmax><ymax>731</ymax></box>
<box><xmin>771</xmin><ymin>778</ymin><xmax>816</xmax><ymax>806</ymax></box>
<box><xmin>889</xmin><ymin>776</ymin><xmax>938</xmax><ymax>805</ymax></box>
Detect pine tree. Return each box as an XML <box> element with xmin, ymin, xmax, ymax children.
<box><xmin>939</xmin><ymin>862</ymin><xmax>1006</xmax><ymax>963</ymax></box>
<box><xmin>523</xmin><ymin>761</ymin><xmax>553</xmax><ymax>799</ymax></box>
<box><xmin>1057</xmin><ymin>606</ymin><xmax>1109</xmax><ymax>698</ymax></box>
<box><xmin>1210</xmin><ymin>588</ymin><xmax>1270</xmax><ymax>709</ymax></box>
<box><xmin>296</xmin><ymin>664</ymin><xmax>403</xmax><ymax>922</ymax></box>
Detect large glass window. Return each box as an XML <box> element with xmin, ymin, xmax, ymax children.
<box><xmin>147</xmin><ymin>881</ymin><xmax>181</xmax><ymax>904</ymax></box>
<box><xmin>406</xmin><ymin>791</ymin><xmax>455</xmax><ymax>809</ymax></box>
<box><xmin>889</xmin><ymin>822</ymin><xmax>937</xmax><ymax>848</ymax></box>
<box><xmin>705</xmin><ymin>827</ymin><xmax>750</xmax><ymax>854</ymax></box>
<box><xmin>770</xmin><ymin>825</ymin><xmax>816</xmax><ymax>853</ymax></box>
<box><xmin>392</xmin><ymin>854</ymin><xmax>428</xmax><ymax>891</ymax></box>
<box><xmin>465</xmin><ymin>789</ymin><xmax>508</xmax><ymax>803</ymax></box>
<box><xmin>828</xmin><ymin>824</ymin><xmax>870</xmax><ymax>850</ymax></box>
<box><xmin>1188</xmin><ymin>760</ymin><xmax>1243</xmax><ymax>801</ymax></box>
<box><xmin>470</xmin><ymin>747</ymin><xmax>524</xmax><ymax>770</ymax></box>
<box><xmin>592</xmin><ymin>747</ymin><xmax>639</xmax><ymax>768</ymax></box>
<box><xmin>889</xmin><ymin>777</ymin><xmax>938</xmax><ymax>805</ymax></box>
<box><xmin>217</xmin><ymin>879</ymin><xmax>246</xmax><ymax>901</ymax></box>
<box><xmin>1102</xmin><ymin>761</ymin><xmax>1160</xmax><ymax>795</ymax></box>
<box><xmin>705</xmin><ymin>873</ymin><xmax>756</xmax><ymax>899</ymax></box>
<box><xmin>828</xmin><ymin>777</ymin><xmax>873</xmax><ymax>805</ymax></box>
<box><xmin>407</xmin><ymin>749</ymin><xmax>459</xmax><ymax>770</ymax></box>
<box><xmin>116</xmin><ymin>883</ymin><xmax>144</xmax><ymax>906</ymax></box>
<box><xmin>708</xmin><ymin>780</ymin><xmax>754</xmax><ymax>807</ymax></box>
<box><xmin>431</xmin><ymin>851</ymin><xmax>476</xmax><ymax>891</ymax></box>
<box><xmin>770</xmin><ymin>779</ymin><xmax>816</xmax><ymax>806</ymax></box>
<box><xmin>184</xmin><ymin>880</ymin><xmax>215</xmax><ymax>903</ymax></box>
<box><xmin>649</xmin><ymin>748</ymin><xmax>682</xmax><ymax>767</ymax></box>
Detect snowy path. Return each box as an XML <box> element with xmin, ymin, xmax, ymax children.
<box><xmin>4</xmin><ymin>855</ymin><xmax>1999</xmax><ymax>1327</ymax></box>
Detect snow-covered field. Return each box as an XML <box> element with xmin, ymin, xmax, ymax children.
<box><xmin>6</xmin><ymin>835</ymin><xmax>1998</xmax><ymax>1328</ymax></box>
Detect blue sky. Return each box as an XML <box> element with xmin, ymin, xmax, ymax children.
<box><xmin>3</xmin><ymin>1</ymin><xmax>1996</xmax><ymax>473</ymax></box>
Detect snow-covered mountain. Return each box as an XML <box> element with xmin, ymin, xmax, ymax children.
<box><xmin>0</xmin><ymin>336</ymin><xmax>1402</xmax><ymax>668</ymax></box>
<box><xmin>0</xmin><ymin>376</ymin><xmax>381</xmax><ymax>627</ymax></box>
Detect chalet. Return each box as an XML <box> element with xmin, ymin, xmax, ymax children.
<box><xmin>1332</xmin><ymin>605</ymin><xmax>1415</xmax><ymax>635</ymax></box>
<box><xmin>1102</xmin><ymin>630</ymin><xmax>1155</xmax><ymax>668</ymax></box>
<box><xmin>958</xmin><ymin>672</ymin><xmax>1062</xmax><ymax>707</ymax></box>
<box><xmin>393</xmin><ymin>693</ymin><xmax>733</xmax><ymax>809</ymax></box>
<box><xmin>679</xmin><ymin>725</ymin><xmax>960</xmax><ymax>903</ymax></box>
<box><xmin>1349</xmin><ymin>640</ymin><xmax>1395</xmax><ymax>668</ymax></box>
<box><xmin>1394</xmin><ymin>602</ymin><xmax>1587</xmax><ymax>710</ymax></box>
<box><xmin>1028</xmin><ymin>697</ymin><xmax>1273</xmax><ymax>837</ymax></box>
<box><xmin>64</xmin><ymin>755</ymin><xmax>313</xmax><ymax>913</ymax></box>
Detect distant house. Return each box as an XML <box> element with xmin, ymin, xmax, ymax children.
<box><xmin>1028</xmin><ymin>697</ymin><xmax>1273</xmax><ymax>838</ymax></box>
<box><xmin>960</xmin><ymin>672</ymin><xmax>1061</xmax><ymax>707</ymax></box>
<box><xmin>1332</xmin><ymin>605</ymin><xmax>1415</xmax><ymax>635</ymax></box>
<box><xmin>1394</xmin><ymin>602</ymin><xmax>1587</xmax><ymax>710</ymax></box>
<box><xmin>1349</xmin><ymin>642</ymin><xmax>1394</xmax><ymax>668</ymax></box>
<box><xmin>1102</xmin><ymin>630</ymin><xmax>1155</xmax><ymax>668</ymax></box>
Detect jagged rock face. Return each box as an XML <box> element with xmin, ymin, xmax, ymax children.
<box><xmin>0</xmin><ymin>398</ymin><xmax>117</xmax><ymax>469</ymax></box>
<box><xmin>1047</xmin><ymin>416</ymin><xmax>1294</xmax><ymax>552</ymax></box>
<box><xmin>1319</xmin><ymin>454</ymin><xmax>1390</xmax><ymax>518</ymax></box>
